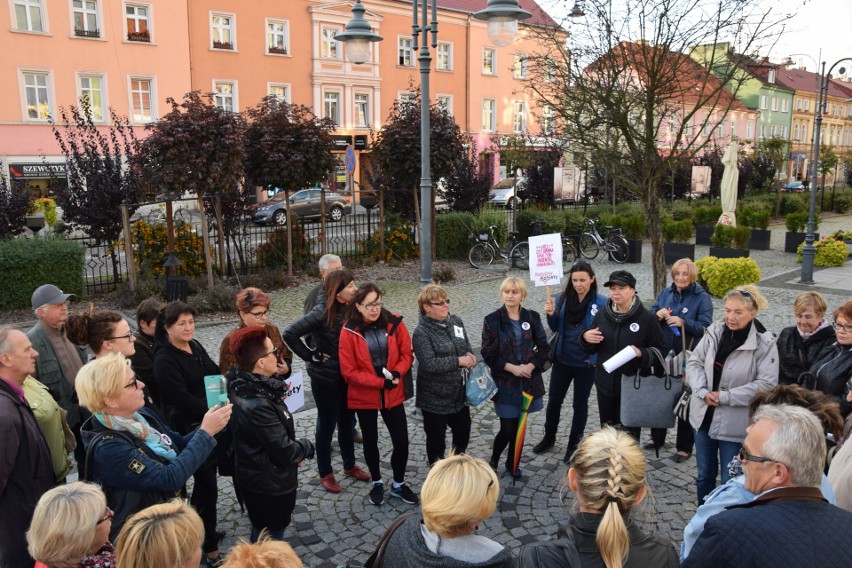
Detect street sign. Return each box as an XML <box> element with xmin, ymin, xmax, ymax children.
<box><xmin>344</xmin><ymin>145</ymin><xmax>356</xmax><ymax>174</ymax></box>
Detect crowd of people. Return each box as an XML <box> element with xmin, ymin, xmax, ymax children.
<box><xmin>1</xmin><ymin>255</ymin><xmax>851</xmax><ymax>568</ymax></box>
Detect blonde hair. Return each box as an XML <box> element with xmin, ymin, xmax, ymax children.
<box><xmin>27</xmin><ymin>482</ymin><xmax>107</xmax><ymax>568</ymax></box>
<box><xmin>792</xmin><ymin>291</ymin><xmax>827</xmax><ymax>318</ymax></box>
<box><xmin>115</xmin><ymin>500</ymin><xmax>203</xmax><ymax>568</ymax></box>
<box><xmin>723</xmin><ymin>284</ymin><xmax>768</xmax><ymax>312</ymax></box>
<box><xmin>75</xmin><ymin>352</ymin><xmax>130</xmax><ymax>414</ymax></box>
<box><xmin>670</xmin><ymin>258</ymin><xmax>697</xmax><ymax>283</ymax></box>
<box><xmin>421</xmin><ymin>454</ymin><xmax>500</xmax><ymax>538</ymax></box>
<box><xmin>417</xmin><ymin>284</ymin><xmax>448</xmax><ymax>315</ymax></box>
<box><xmin>499</xmin><ymin>276</ymin><xmax>527</xmax><ymax>302</ymax></box>
<box><xmin>221</xmin><ymin>534</ymin><xmax>303</xmax><ymax>568</ymax></box>
<box><xmin>570</xmin><ymin>427</ymin><xmax>647</xmax><ymax>568</ymax></box>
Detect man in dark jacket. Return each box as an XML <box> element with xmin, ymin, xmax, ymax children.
<box><xmin>683</xmin><ymin>404</ymin><xmax>852</xmax><ymax>567</ymax></box>
<box><xmin>0</xmin><ymin>329</ymin><xmax>55</xmax><ymax>568</ymax></box>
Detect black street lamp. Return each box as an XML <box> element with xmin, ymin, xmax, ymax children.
<box><xmin>338</xmin><ymin>0</ymin><xmax>531</xmax><ymax>283</ymax></box>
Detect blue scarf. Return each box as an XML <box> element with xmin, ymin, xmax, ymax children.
<box><xmin>95</xmin><ymin>412</ymin><xmax>177</xmax><ymax>462</ymax></box>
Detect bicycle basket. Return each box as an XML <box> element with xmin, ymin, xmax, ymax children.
<box><xmin>478</xmin><ymin>231</ymin><xmax>490</xmax><ymax>242</ymax></box>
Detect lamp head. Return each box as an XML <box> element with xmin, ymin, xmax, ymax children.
<box><xmin>473</xmin><ymin>0</ymin><xmax>532</xmax><ymax>47</ymax></box>
<box><xmin>569</xmin><ymin>2</ymin><xmax>586</xmax><ymax>18</ymax></box>
<box><xmin>335</xmin><ymin>0</ymin><xmax>383</xmax><ymax>64</ymax></box>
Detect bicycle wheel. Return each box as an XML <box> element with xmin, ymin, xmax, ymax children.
<box><xmin>607</xmin><ymin>236</ymin><xmax>629</xmax><ymax>264</ymax></box>
<box><xmin>562</xmin><ymin>239</ymin><xmax>577</xmax><ymax>271</ymax></box>
<box><xmin>469</xmin><ymin>243</ymin><xmax>495</xmax><ymax>268</ymax></box>
<box><xmin>510</xmin><ymin>241</ymin><xmax>530</xmax><ymax>270</ymax></box>
<box><xmin>579</xmin><ymin>233</ymin><xmax>600</xmax><ymax>259</ymax></box>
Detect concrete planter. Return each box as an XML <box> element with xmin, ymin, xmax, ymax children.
<box><xmin>664</xmin><ymin>242</ymin><xmax>695</xmax><ymax>265</ymax></box>
<box><xmin>695</xmin><ymin>224</ymin><xmax>714</xmax><ymax>245</ymax></box>
<box><xmin>709</xmin><ymin>246</ymin><xmax>749</xmax><ymax>259</ymax></box>
<box><xmin>747</xmin><ymin>229</ymin><xmax>771</xmax><ymax>250</ymax></box>
<box><xmin>785</xmin><ymin>232</ymin><xmax>819</xmax><ymax>253</ymax></box>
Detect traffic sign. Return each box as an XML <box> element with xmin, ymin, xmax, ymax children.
<box><xmin>344</xmin><ymin>145</ymin><xmax>356</xmax><ymax>174</ymax></box>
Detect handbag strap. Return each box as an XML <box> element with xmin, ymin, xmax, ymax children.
<box><xmin>370</xmin><ymin>513</ymin><xmax>415</xmax><ymax>567</ymax></box>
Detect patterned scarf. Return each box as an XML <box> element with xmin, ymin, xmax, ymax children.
<box><xmin>94</xmin><ymin>412</ymin><xmax>177</xmax><ymax>462</ymax></box>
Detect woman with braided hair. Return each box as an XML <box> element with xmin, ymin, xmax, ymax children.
<box><xmin>518</xmin><ymin>426</ymin><xmax>678</xmax><ymax>568</ymax></box>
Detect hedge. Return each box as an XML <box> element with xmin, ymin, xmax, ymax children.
<box><xmin>436</xmin><ymin>209</ymin><xmax>509</xmax><ymax>259</ymax></box>
<box><xmin>0</xmin><ymin>236</ymin><xmax>85</xmax><ymax>309</ymax></box>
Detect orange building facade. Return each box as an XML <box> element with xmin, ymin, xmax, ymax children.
<box><xmin>1</xmin><ymin>0</ymin><xmax>564</xmax><ymax>196</ymax></box>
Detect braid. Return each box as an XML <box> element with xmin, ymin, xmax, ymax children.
<box><xmin>605</xmin><ymin>446</ymin><xmax>625</xmax><ymax>503</ymax></box>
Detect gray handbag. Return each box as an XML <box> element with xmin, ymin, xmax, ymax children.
<box><xmin>620</xmin><ymin>347</ymin><xmax>682</xmax><ymax>429</ymax></box>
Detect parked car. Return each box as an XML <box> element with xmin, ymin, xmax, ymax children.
<box><xmin>252</xmin><ymin>188</ymin><xmax>352</xmax><ymax>225</ymax></box>
<box><xmin>488</xmin><ymin>177</ymin><xmax>526</xmax><ymax>209</ymax></box>
<box><xmin>782</xmin><ymin>181</ymin><xmax>805</xmax><ymax>193</ymax></box>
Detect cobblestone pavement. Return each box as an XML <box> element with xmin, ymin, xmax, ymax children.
<box><xmin>184</xmin><ymin>215</ymin><xmax>852</xmax><ymax>566</ymax></box>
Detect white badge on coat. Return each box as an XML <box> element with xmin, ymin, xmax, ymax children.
<box><xmin>521</xmin><ymin>321</ymin><xmax>531</xmax><ymax>331</ymax></box>
<box><xmin>454</xmin><ymin>325</ymin><xmax>465</xmax><ymax>339</ymax></box>
<box><xmin>682</xmin><ymin>307</ymin><xmax>689</xmax><ymax>314</ymax></box>
<box><xmin>161</xmin><ymin>433</ymin><xmax>172</xmax><ymax>447</ymax></box>
<box><xmin>629</xmin><ymin>322</ymin><xmax>640</xmax><ymax>332</ymax></box>
<box><xmin>591</xmin><ymin>304</ymin><xmax>599</xmax><ymax>316</ymax></box>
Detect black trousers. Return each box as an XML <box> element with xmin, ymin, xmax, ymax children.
<box><xmin>190</xmin><ymin>454</ymin><xmax>219</xmax><ymax>553</ymax></box>
<box><xmin>242</xmin><ymin>489</ymin><xmax>297</xmax><ymax>537</ymax></box>
<box><xmin>596</xmin><ymin>387</ymin><xmax>639</xmax><ymax>441</ymax></box>
<box><xmin>650</xmin><ymin>417</ymin><xmax>696</xmax><ymax>453</ymax></box>
<box><xmin>357</xmin><ymin>405</ymin><xmax>409</xmax><ymax>483</ymax></box>
<box><xmin>421</xmin><ymin>407</ymin><xmax>471</xmax><ymax>465</ymax></box>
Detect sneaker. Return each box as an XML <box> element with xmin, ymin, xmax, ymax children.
<box><xmin>205</xmin><ymin>554</ymin><xmax>225</xmax><ymax>567</ymax></box>
<box><xmin>319</xmin><ymin>473</ymin><xmax>341</xmax><ymax>493</ymax></box>
<box><xmin>390</xmin><ymin>483</ymin><xmax>420</xmax><ymax>505</ymax></box>
<box><xmin>369</xmin><ymin>483</ymin><xmax>384</xmax><ymax>506</ymax></box>
<box><xmin>344</xmin><ymin>465</ymin><xmax>371</xmax><ymax>482</ymax></box>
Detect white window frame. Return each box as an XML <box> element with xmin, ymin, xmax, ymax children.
<box><xmin>436</xmin><ymin>42</ymin><xmax>452</xmax><ymax>71</ymax></box>
<box><xmin>210</xmin><ymin>12</ymin><xmax>236</xmax><ymax>50</ymax></box>
<box><xmin>512</xmin><ymin>100</ymin><xmax>526</xmax><ymax>133</ymax></box>
<box><xmin>267</xmin><ymin>82</ymin><xmax>290</xmax><ymax>103</ymax></box>
<box><xmin>12</xmin><ymin>0</ymin><xmax>46</xmax><ymax>33</ymax></box>
<box><xmin>804</xmin><ymin>99</ymin><xmax>810</xmax><ymax>112</ymax></box>
<box><xmin>767</xmin><ymin>69</ymin><xmax>775</xmax><ymax>83</ymax></box>
<box><xmin>436</xmin><ymin>94</ymin><xmax>452</xmax><ymax>115</ymax></box>
<box><xmin>781</xmin><ymin>99</ymin><xmax>788</xmax><ymax>113</ymax></box>
<box><xmin>212</xmin><ymin>80</ymin><xmax>237</xmax><ymax>112</ymax></box>
<box><xmin>19</xmin><ymin>68</ymin><xmax>54</xmax><ymax>121</ymax></box>
<box><xmin>746</xmin><ymin>120</ymin><xmax>753</xmax><ymax>139</ymax></box>
<box><xmin>730</xmin><ymin>118</ymin><xmax>736</xmax><ymax>135</ymax></box>
<box><xmin>760</xmin><ymin>95</ymin><xmax>768</xmax><ymax>110</ymax></box>
<box><xmin>770</xmin><ymin>97</ymin><xmax>778</xmax><ymax>111</ymax></box>
<box><xmin>793</xmin><ymin>123</ymin><xmax>799</xmax><ymax>141</ymax></box>
<box><xmin>482</xmin><ymin>47</ymin><xmax>495</xmax><ymax>75</ymax></box>
<box><xmin>77</xmin><ymin>72</ymin><xmax>107</xmax><ymax>122</ymax></box>
<box><xmin>717</xmin><ymin>122</ymin><xmax>724</xmax><ymax>138</ymax></box>
<box><xmin>266</xmin><ymin>18</ymin><xmax>289</xmax><ymax>56</ymax></box>
<box><xmin>71</xmin><ymin>0</ymin><xmax>101</xmax><ymax>38</ymax></box>
<box><xmin>513</xmin><ymin>52</ymin><xmax>527</xmax><ymax>79</ymax></box>
<box><xmin>398</xmin><ymin>36</ymin><xmax>413</xmax><ymax>67</ymax></box>
<box><xmin>321</xmin><ymin>26</ymin><xmax>339</xmax><ymax>59</ymax></box>
<box><xmin>482</xmin><ymin>99</ymin><xmax>495</xmax><ymax>132</ymax></box>
<box><xmin>796</xmin><ymin>98</ymin><xmax>802</xmax><ymax>111</ymax></box>
<box><xmin>779</xmin><ymin>125</ymin><xmax>786</xmax><ymax>138</ymax></box>
<box><xmin>354</xmin><ymin>92</ymin><xmax>369</xmax><ymax>128</ymax></box>
<box><xmin>124</xmin><ymin>2</ymin><xmax>151</xmax><ymax>42</ymax></box>
<box><xmin>542</xmin><ymin>104</ymin><xmax>553</xmax><ymax>135</ymax></box>
<box><xmin>398</xmin><ymin>91</ymin><xmax>416</xmax><ymax>105</ymax></box>
<box><xmin>323</xmin><ymin>90</ymin><xmax>341</xmax><ymax>125</ymax></box>
<box><xmin>128</xmin><ymin>75</ymin><xmax>155</xmax><ymax>123</ymax></box>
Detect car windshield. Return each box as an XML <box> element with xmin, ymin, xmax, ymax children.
<box><xmin>268</xmin><ymin>192</ymin><xmax>288</xmax><ymax>203</ymax></box>
<box><xmin>493</xmin><ymin>178</ymin><xmax>516</xmax><ymax>189</ymax></box>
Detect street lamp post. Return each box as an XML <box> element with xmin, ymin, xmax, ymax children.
<box><xmin>338</xmin><ymin>0</ymin><xmax>531</xmax><ymax>283</ymax></box>
<box><xmin>799</xmin><ymin>57</ymin><xmax>851</xmax><ymax>284</ymax></box>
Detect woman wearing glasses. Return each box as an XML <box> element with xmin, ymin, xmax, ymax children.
<box><xmin>218</xmin><ymin>288</ymin><xmax>292</xmax><ymax>378</ymax></box>
<box><xmin>27</xmin><ymin>481</ymin><xmax>116</xmax><ymax>568</ymax></box>
<box><xmin>76</xmin><ymin>353</ymin><xmax>231</xmax><ymax>541</ymax></box>
<box><xmin>339</xmin><ymin>283</ymin><xmax>418</xmax><ymax>506</ymax></box>
<box><xmin>535</xmin><ymin>261</ymin><xmax>606</xmax><ymax>464</ymax></box>
<box><xmin>806</xmin><ymin>299</ymin><xmax>852</xmax><ymax>418</ymax></box>
<box><xmin>687</xmin><ymin>285</ymin><xmax>778</xmax><ymax>505</ymax></box>
<box><xmin>412</xmin><ymin>284</ymin><xmax>477</xmax><ymax>466</ymax></box>
<box><xmin>225</xmin><ymin>327</ymin><xmax>314</xmax><ymax>542</ymax></box>
<box><xmin>383</xmin><ymin>454</ymin><xmax>514</xmax><ymax>567</ymax></box>
<box><xmin>284</xmin><ymin>270</ymin><xmax>371</xmax><ymax>494</ymax></box>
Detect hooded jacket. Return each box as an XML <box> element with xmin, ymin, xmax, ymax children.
<box><xmin>687</xmin><ymin>320</ymin><xmax>779</xmax><ymax>442</ymax></box>
<box><xmin>776</xmin><ymin>324</ymin><xmax>836</xmax><ymax>385</ymax></box>
<box><xmin>412</xmin><ymin>313</ymin><xmax>472</xmax><ymax>415</ymax></box>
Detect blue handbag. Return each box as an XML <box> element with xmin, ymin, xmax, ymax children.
<box><xmin>465</xmin><ymin>361</ymin><xmax>498</xmax><ymax>408</ymax></box>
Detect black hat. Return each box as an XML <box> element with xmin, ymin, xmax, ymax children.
<box><xmin>604</xmin><ymin>270</ymin><xmax>636</xmax><ymax>288</ymax></box>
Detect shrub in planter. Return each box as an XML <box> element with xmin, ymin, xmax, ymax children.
<box><xmin>694</xmin><ymin>205</ymin><xmax>722</xmax><ymax>245</ymax></box>
<box><xmin>709</xmin><ymin>224</ymin><xmax>749</xmax><ymax>258</ymax></box>
<box><xmin>695</xmin><ymin>256</ymin><xmax>761</xmax><ymax>297</ymax></box>
<box><xmin>785</xmin><ymin>211</ymin><xmax>821</xmax><ymax>253</ymax></box>
<box><xmin>27</xmin><ymin>197</ymin><xmax>59</xmax><ymax>227</ymax></box>
<box><xmin>796</xmin><ymin>238</ymin><xmax>848</xmax><ymax>267</ymax></box>
<box><xmin>621</xmin><ymin>214</ymin><xmax>646</xmax><ymax>263</ymax></box>
<box><xmin>732</xmin><ymin>226</ymin><xmax>751</xmax><ymax>249</ymax></box>
<box><xmin>739</xmin><ymin>204</ymin><xmax>771</xmax><ymax>250</ymax></box>
<box><xmin>710</xmin><ymin>224</ymin><xmax>735</xmax><ymax>248</ymax></box>
<box><xmin>662</xmin><ymin>218</ymin><xmax>695</xmax><ymax>264</ymax></box>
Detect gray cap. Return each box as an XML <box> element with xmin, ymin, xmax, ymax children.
<box><xmin>31</xmin><ymin>284</ymin><xmax>73</xmax><ymax>309</ymax></box>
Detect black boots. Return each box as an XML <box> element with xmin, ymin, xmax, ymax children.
<box><xmin>564</xmin><ymin>435</ymin><xmax>581</xmax><ymax>464</ymax></box>
<box><xmin>532</xmin><ymin>432</ymin><xmax>556</xmax><ymax>454</ymax></box>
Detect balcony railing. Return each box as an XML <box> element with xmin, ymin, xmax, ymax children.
<box><xmin>212</xmin><ymin>40</ymin><xmax>233</xmax><ymax>50</ymax></box>
<box><xmin>268</xmin><ymin>46</ymin><xmax>288</xmax><ymax>55</ymax></box>
<box><xmin>127</xmin><ymin>30</ymin><xmax>150</xmax><ymax>42</ymax></box>
<box><xmin>75</xmin><ymin>28</ymin><xmax>100</xmax><ymax>38</ymax></box>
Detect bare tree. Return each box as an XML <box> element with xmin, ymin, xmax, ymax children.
<box><xmin>525</xmin><ymin>0</ymin><xmax>786</xmax><ymax>294</ymax></box>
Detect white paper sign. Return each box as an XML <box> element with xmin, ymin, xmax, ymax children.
<box><xmin>528</xmin><ymin>233</ymin><xmax>563</xmax><ymax>287</ymax></box>
<box><xmin>284</xmin><ymin>371</ymin><xmax>305</xmax><ymax>412</ymax></box>
<box><xmin>602</xmin><ymin>346</ymin><xmax>638</xmax><ymax>373</ymax></box>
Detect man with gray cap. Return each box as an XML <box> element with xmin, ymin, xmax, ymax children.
<box><xmin>26</xmin><ymin>285</ymin><xmax>88</xmax><ymax>460</ymax></box>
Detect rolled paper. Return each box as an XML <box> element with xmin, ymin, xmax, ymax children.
<box><xmin>602</xmin><ymin>345</ymin><xmax>638</xmax><ymax>373</ymax></box>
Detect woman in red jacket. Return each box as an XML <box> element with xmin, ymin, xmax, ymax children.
<box><xmin>339</xmin><ymin>283</ymin><xmax>417</xmax><ymax>507</ymax></box>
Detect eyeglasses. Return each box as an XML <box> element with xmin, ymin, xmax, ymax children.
<box><xmin>359</xmin><ymin>302</ymin><xmax>383</xmax><ymax>311</ymax></box>
<box><xmin>124</xmin><ymin>374</ymin><xmax>140</xmax><ymax>390</ymax></box>
<box><xmin>832</xmin><ymin>321</ymin><xmax>852</xmax><ymax>333</ymax></box>
<box><xmin>255</xmin><ymin>347</ymin><xmax>279</xmax><ymax>365</ymax></box>
<box><xmin>107</xmin><ymin>332</ymin><xmax>135</xmax><ymax>341</ymax></box>
<box><xmin>738</xmin><ymin>446</ymin><xmax>777</xmax><ymax>464</ymax></box>
<box><xmin>429</xmin><ymin>299</ymin><xmax>450</xmax><ymax>307</ymax></box>
<box><xmin>97</xmin><ymin>508</ymin><xmax>114</xmax><ymax>524</ymax></box>
<box><xmin>247</xmin><ymin>309</ymin><xmax>270</xmax><ymax>319</ymax></box>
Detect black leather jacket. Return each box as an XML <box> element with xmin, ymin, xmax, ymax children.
<box><xmin>283</xmin><ymin>305</ymin><xmax>346</xmax><ymax>388</ymax></box>
<box><xmin>226</xmin><ymin>368</ymin><xmax>314</xmax><ymax>495</ymax></box>
<box><xmin>776</xmin><ymin>325</ymin><xmax>835</xmax><ymax>385</ymax></box>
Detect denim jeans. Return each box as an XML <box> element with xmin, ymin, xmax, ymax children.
<box><xmin>312</xmin><ymin>378</ymin><xmax>356</xmax><ymax>477</ymax></box>
<box><xmin>544</xmin><ymin>360</ymin><xmax>595</xmax><ymax>440</ymax></box>
<box><xmin>694</xmin><ymin>426</ymin><xmax>742</xmax><ymax>505</ymax></box>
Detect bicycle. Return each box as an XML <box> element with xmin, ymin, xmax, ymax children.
<box><xmin>468</xmin><ymin>225</ymin><xmax>530</xmax><ymax>270</ymax></box>
<box><xmin>577</xmin><ymin>218</ymin><xmax>629</xmax><ymax>264</ymax></box>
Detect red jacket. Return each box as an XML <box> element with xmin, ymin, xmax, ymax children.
<box><xmin>339</xmin><ymin>313</ymin><xmax>413</xmax><ymax>410</ymax></box>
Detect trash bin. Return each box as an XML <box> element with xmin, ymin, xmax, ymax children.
<box><xmin>531</xmin><ymin>220</ymin><xmax>546</xmax><ymax>236</ymax></box>
<box><xmin>166</xmin><ymin>275</ymin><xmax>189</xmax><ymax>303</ymax></box>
